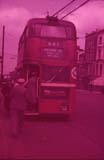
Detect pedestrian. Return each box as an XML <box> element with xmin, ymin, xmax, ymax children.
<box><xmin>25</xmin><ymin>72</ymin><xmax>38</xmax><ymax>112</ymax></box>
<box><xmin>0</xmin><ymin>85</ymin><xmax>4</xmax><ymax>117</ymax></box>
<box><xmin>2</xmin><ymin>81</ymin><xmax>11</xmax><ymax>116</ymax></box>
<box><xmin>9</xmin><ymin>78</ymin><xmax>26</xmax><ymax>137</ymax></box>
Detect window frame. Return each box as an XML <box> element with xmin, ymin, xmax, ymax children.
<box><xmin>27</xmin><ymin>23</ymin><xmax>76</xmax><ymax>40</ymax></box>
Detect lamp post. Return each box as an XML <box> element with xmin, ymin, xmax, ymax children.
<box><xmin>1</xmin><ymin>26</ymin><xmax>5</xmax><ymax>80</ymax></box>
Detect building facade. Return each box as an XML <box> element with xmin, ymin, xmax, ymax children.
<box><xmin>96</xmin><ymin>30</ymin><xmax>104</xmax><ymax>77</ymax></box>
<box><xmin>85</xmin><ymin>31</ymin><xmax>98</xmax><ymax>81</ymax></box>
<box><xmin>85</xmin><ymin>29</ymin><xmax>104</xmax><ymax>88</ymax></box>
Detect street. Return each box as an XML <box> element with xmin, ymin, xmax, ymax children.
<box><xmin>0</xmin><ymin>90</ymin><xmax>104</xmax><ymax>159</ymax></box>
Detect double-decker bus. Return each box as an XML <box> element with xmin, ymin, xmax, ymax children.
<box><xmin>16</xmin><ymin>16</ymin><xmax>77</xmax><ymax>116</ymax></box>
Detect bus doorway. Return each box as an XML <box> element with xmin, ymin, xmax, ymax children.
<box><xmin>25</xmin><ymin>64</ymin><xmax>40</xmax><ymax>115</ymax></box>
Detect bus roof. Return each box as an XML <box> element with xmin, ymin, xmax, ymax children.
<box><xmin>27</xmin><ymin>16</ymin><xmax>76</xmax><ymax>28</ymax></box>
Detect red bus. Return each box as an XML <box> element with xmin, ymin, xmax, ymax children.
<box><xmin>17</xmin><ymin>16</ymin><xmax>77</xmax><ymax>116</ymax></box>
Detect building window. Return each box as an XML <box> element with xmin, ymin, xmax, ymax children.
<box><xmin>99</xmin><ymin>36</ymin><xmax>102</xmax><ymax>44</ymax></box>
<box><xmin>94</xmin><ymin>63</ymin><xmax>96</xmax><ymax>76</ymax></box>
<box><xmin>100</xmin><ymin>64</ymin><xmax>102</xmax><ymax>76</ymax></box>
<box><xmin>96</xmin><ymin>64</ymin><xmax>98</xmax><ymax>76</ymax></box>
<box><xmin>98</xmin><ymin>47</ymin><xmax>101</xmax><ymax>59</ymax></box>
<box><xmin>103</xmin><ymin>46</ymin><xmax>104</xmax><ymax>59</ymax></box>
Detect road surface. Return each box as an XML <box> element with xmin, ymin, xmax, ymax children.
<box><xmin>0</xmin><ymin>90</ymin><xmax>104</xmax><ymax>159</ymax></box>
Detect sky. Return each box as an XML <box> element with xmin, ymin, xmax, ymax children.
<box><xmin>0</xmin><ymin>0</ymin><xmax>104</xmax><ymax>74</ymax></box>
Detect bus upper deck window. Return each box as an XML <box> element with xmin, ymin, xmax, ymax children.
<box><xmin>29</xmin><ymin>24</ymin><xmax>41</xmax><ymax>37</ymax></box>
<box><xmin>41</xmin><ymin>25</ymin><xmax>66</xmax><ymax>38</ymax></box>
<box><xmin>26</xmin><ymin>27</ymin><xmax>29</xmax><ymax>37</ymax></box>
<box><xmin>29</xmin><ymin>24</ymin><xmax>35</xmax><ymax>37</ymax></box>
<box><xmin>35</xmin><ymin>24</ymin><xmax>41</xmax><ymax>36</ymax></box>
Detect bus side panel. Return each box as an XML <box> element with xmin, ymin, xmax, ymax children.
<box><xmin>65</xmin><ymin>41</ymin><xmax>77</xmax><ymax>62</ymax></box>
<box><xmin>69</xmin><ymin>87</ymin><xmax>76</xmax><ymax>114</ymax></box>
<box><xmin>25</xmin><ymin>38</ymin><xmax>41</xmax><ymax>60</ymax></box>
<box><xmin>39</xmin><ymin>99</ymin><xmax>70</xmax><ymax>115</ymax></box>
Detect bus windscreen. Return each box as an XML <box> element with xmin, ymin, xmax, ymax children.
<box><xmin>42</xmin><ymin>65</ymin><xmax>70</xmax><ymax>83</ymax></box>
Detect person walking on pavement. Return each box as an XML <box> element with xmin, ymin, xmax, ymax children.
<box><xmin>25</xmin><ymin>72</ymin><xmax>38</xmax><ymax>112</ymax></box>
<box><xmin>2</xmin><ymin>81</ymin><xmax>11</xmax><ymax>116</ymax></box>
<box><xmin>9</xmin><ymin>78</ymin><xmax>26</xmax><ymax>137</ymax></box>
<box><xmin>0</xmin><ymin>85</ymin><xmax>4</xmax><ymax>118</ymax></box>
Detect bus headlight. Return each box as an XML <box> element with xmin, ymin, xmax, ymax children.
<box><xmin>60</xmin><ymin>103</ymin><xmax>69</xmax><ymax>111</ymax></box>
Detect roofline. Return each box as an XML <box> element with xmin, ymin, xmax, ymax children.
<box><xmin>85</xmin><ymin>28</ymin><xmax>104</xmax><ymax>37</ymax></box>
<box><xmin>27</xmin><ymin>17</ymin><xmax>76</xmax><ymax>27</ymax></box>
